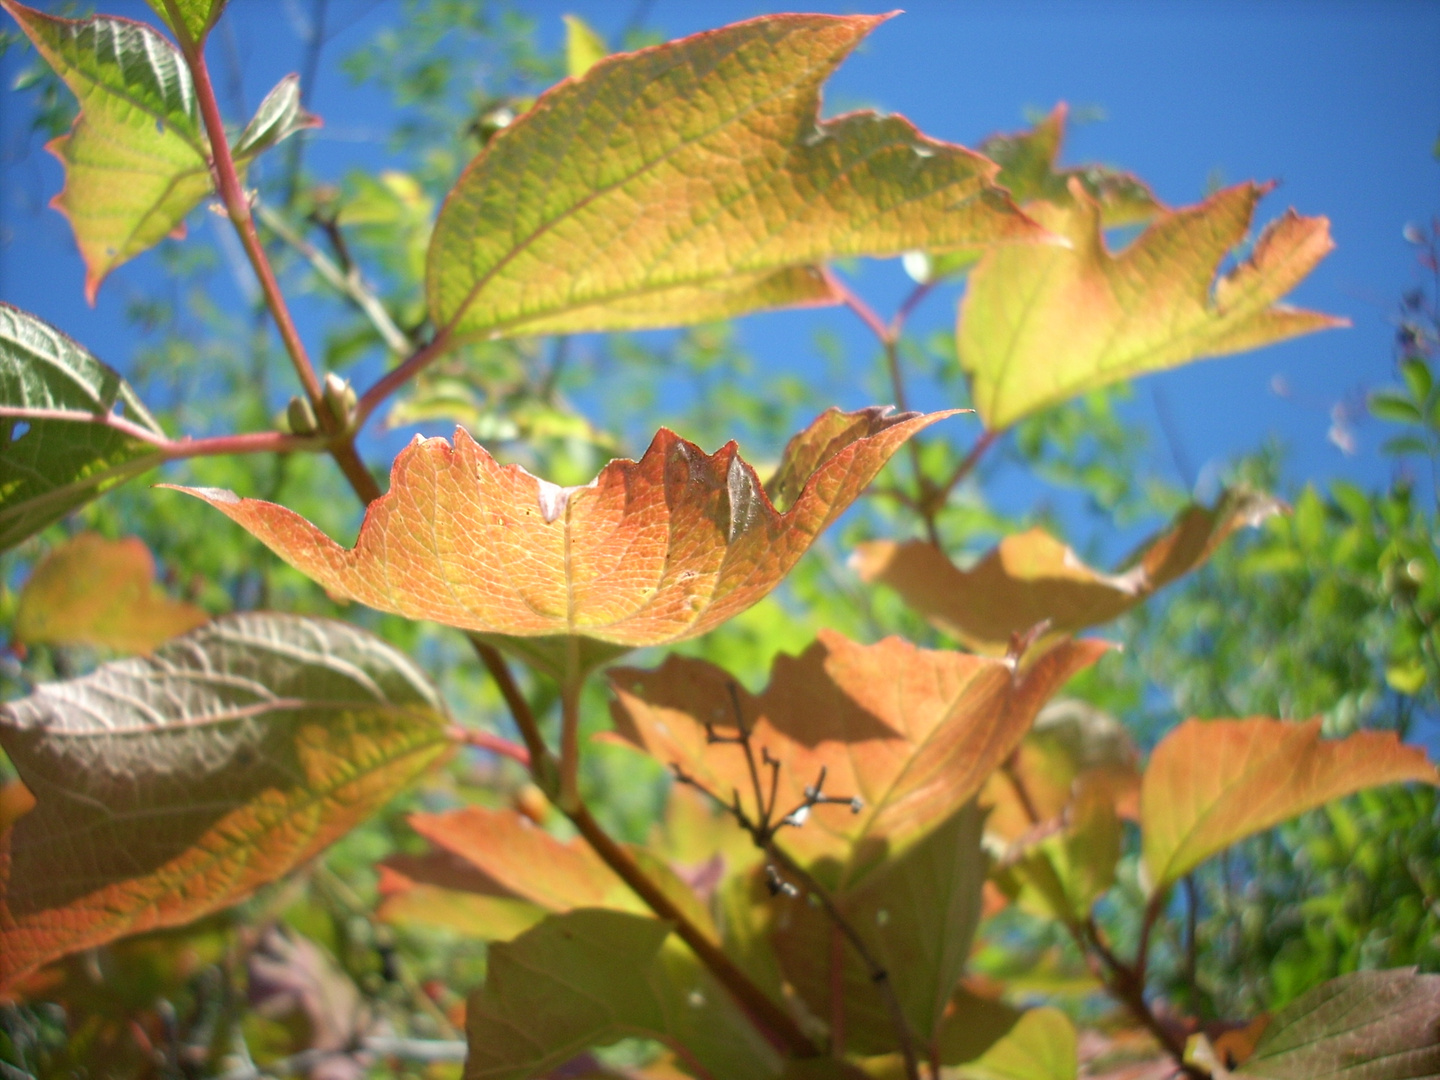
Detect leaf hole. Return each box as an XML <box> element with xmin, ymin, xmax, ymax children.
<box><xmin>9</xmin><ymin>421</ymin><xmax>29</xmax><ymax>442</ymax></box>
<box><xmin>155</xmin><ymin>119</ymin><xmax>165</xmax><ymax>135</ymax></box>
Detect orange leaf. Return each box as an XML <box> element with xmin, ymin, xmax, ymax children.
<box><xmin>1141</xmin><ymin>717</ymin><xmax>1439</xmax><ymax>892</ymax></box>
<box><xmin>15</xmin><ymin>532</ymin><xmax>209</xmax><ymax>654</ymax></box>
<box><xmin>854</xmin><ymin>490</ymin><xmax>1281</xmax><ymax>654</ymax></box>
<box><xmin>0</xmin><ymin>614</ymin><xmax>450</xmax><ymax>991</ymax></box>
<box><xmin>170</xmin><ymin>407</ymin><xmax>950</xmax><ymax>670</ymax></box>
<box><xmin>608</xmin><ymin>629</ymin><xmax>1107</xmax><ymax>885</ymax></box>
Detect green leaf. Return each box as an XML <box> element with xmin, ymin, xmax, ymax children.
<box><xmin>427</xmin><ymin>13</ymin><xmax>1043</xmax><ymax>342</ymax></box>
<box><xmin>143</xmin><ymin>0</ymin><xmax>227</xmax><ymax>44</ymax></box>
<box><xmin>0</xmin><ymin>613</ymin><xmax>452</xmax><ymax>991</ymax></box>
<box><xmin>562</xmin><ymin>13</ymin><xmax>607</xmax><ymax>79</ymax></box>
<box><xmin>1370</xmin><ymin>389</ymin><xmax>1423</xmax><ymax>425</ymax></box>
<box><xmin>3</xmin><ymin>2</ymin><xmax>210</xmax><ymax>302</ymax></box>
<box><xmin>1401</xmin><ymin>357</ymin><xmax>1433</xmax><ymax>405</ymax></box>
<box><xmin>464</xmin><ymin>909</ymin><xmax>782</xmax><ymax>1080</ymax></box>
<box><xmin>0</xmin><ymin>302</ymin><xmax>167</xmax><ymax>552</ymax></box>
<box><xmin>954</xmin><ymin>1007</ymin><xmax>1079</xmax><ymax>1080</ymax></box>
<box><xmin>770</xmin><ymin>801</ymin><xmax>989</xmax><ymax>1055</ymax></box>
<box><xmin>1236</xmin><ymin>969</ymin><xmax>1440</xmax><ymax>1080</ymax></box>
<box><xmin>232</xmin><ymin>73</ymin><xmax>319</xmax><ymax>162</ymax></box>
<box><xmin>1380</xmin><ymin>435</ymin><xmax>1432</xmax><ymax>458</ymax></box>
<box><xmin>959</xmin><ymin>181</ymin><xmax>1345</xmax><ymax>429</ymax></box>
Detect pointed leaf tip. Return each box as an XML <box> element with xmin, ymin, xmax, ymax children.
<box><xmin>427</xmin><ymin>13</ymin><xmax>1043</xmax><ymax>341</ymax></box>
<box><xmin>171</xmin><ymin>409</ymin><xmax>947</xmax><ymax>654</ymax></box>
<box><xmin>1141</xmin><ymin>717</ymin><xmax>1438</xmax><ymax>891</ymax></box>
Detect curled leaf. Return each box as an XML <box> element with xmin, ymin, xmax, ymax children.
<box><xmin>854</xmin><ymin>490</ymin><xmax>1282</xmax><ymax>654</ymax></box>
<box><xmin>958</xmin><ymin>180</ymin><xmax>1346</xmax><ymax>429</ymax></box>
<box><xmin>1141</xmin><ymin>717</ymin><xmax>1438</xmax><ymax>892</ymax></box>
<box><xmin>428</xmin><ymin>13</ymin><xmax>1046</xmax><ymax>341</ymax></box>
<box><xmin>0</xmin><ymin>303</ymin><xmax>167</xmax><ymax>552</ymax></box>
<box><xmin>16</xmin><ymin>532</ymin><xmax>208</xmax><ymax>653</ymax></box>
<box><xmin>171</xmin><ymin>407</ymin><xmax>951</xmax><ymax>664</ymax></box>
<box><xmin>607</xmin><ymin>628</ymin><xmax>1107</xmax><ymax>885</ymax></box>
<box><xmin>0</xmin><ymin>613</ymin><xmax>451</xmax><ymax>990</ymax></box>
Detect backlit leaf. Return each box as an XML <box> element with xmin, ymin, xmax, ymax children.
<box><xmin>375</xmin><ymin>853</ymin><xmax>547</xmax><ymax>942</ymax></box>
<box><xmin>143</xmin><ymin>0</ymin><xmax>227</xmax><ymax>44</ymax></box>
<box><xmin>464</xmin><ymin>909</ymin><xmax>781</xmax><ymax>1080</ymax></box>
<box><xmin>925</xmin><ymin>103</ymin><xmax>1162</xmax><ymax>280</ymax></box>
<box><xmin>854</xmin><ymin>490</ymin><xmax>1282</xmax><ymax>654</ymax></box>
<box><xmin>0</xmin><ymin>303</ymin><xmax>167</xmax><ymax>552</ymax></box>
<box><xmin>1141</xmin><ymin>718</ymin><xmax>1438</xmax><ymax>892</ymax></box>
<box><xmin>955</xmin><ymin>1007</ymin><xmax>1079</xmax><ymax>1080</ymax></box>
<box><xmin>15</xmin><ymin>532</ymin><xmax>208</xmax><ymax>653</ymax></box>
<box><xmin>231</xmin><ymin>74</ymin><xmax>320</xmax><ymax>161</ymax></box>
<box><xmin>958</xmin><ymin>180</ymin><xmax>1345</xmax><ymax>429</ymax></box>
<box><xmin>0</xmin><ymin>613</ymin><xmax>451</xmax><ymax>990</ymax></box>
<box><xmin>769</xmin><ymin>801</ymin><xmax>989</xmax><ymax>1054</ymax></box>
<box><xmin>563</xmin><ymin>13</ymin><xmax>607</xmax><ymax>79</ymax></box>
<box><xmin>172</xmin><ymin>407</ymin><xmax>949</xmax><ymax>668</ymax></box>
<box><xmin>1236</xmin><ymin>969</ymin><xmax>1440</xmax><ymax>1080</ymax></box>
<box><xmin>427</xmin><ymin>13</ymin><xmax>1044</xmax><ymax>342</ymax></box>
<box><xmin>406</xmin><ymin>805</ymin><xmax>716</xmax><ymax>939</ymax></box>
<box><xmin>4</xmin><ymin>3</ymin><xmax>311</xmax><ymax>300</ymax></box>
<box><xmin>607</xmin><ymin>629</ymin><xmax>1106</xmax><ymax>885</ymax></box>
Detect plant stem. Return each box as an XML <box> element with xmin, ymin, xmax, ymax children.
<box><xmin>445</xmin><ymin>725</ymin><xmax>531</xmax><ymax>767</ymax></box>
<box><xmin>939</xmin><ymin>427</ymin><xmax>1000</xmax><ymax>499</ymax></box>
<box><xmin>355</xmin><ymin>329</ymin><xmax>455</xmax><ymax>430</ymax></box>
<box><xmin>173</xmin><ymin>12</ymin><xmax>381</xmax><ymax>504</ymax></box>
<box><xmin>565</xmin><ymin>800</ymin><xmax>820</xmax><ymax>1058</ymax></box>
<box><xmin>766</xmin><ymin>842</ymin><xmax>922</xmax><ymax>1080</ymax></box>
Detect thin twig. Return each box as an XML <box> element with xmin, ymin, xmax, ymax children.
<box><xmin>255</xmin><ymin>202</ymin><xmax>413</xmax><ymax>355</ymax></box>
<box><xmin>939</xmin><ymin>427</ymin><xmax>1000</xmax><ymax>500</ymax></box>
<box><xmin>354</xmin><ymin>328</ymin><xmax>455</xmax><ymax>430</ymax></box>
<box><xmin>446</xmin><ymin>725</ymin><xmax>530</xmax><ymax>767</ymax></box>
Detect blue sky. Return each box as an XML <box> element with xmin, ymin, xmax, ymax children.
<box><xmin>2</xmin><ymin>0</ymin><xmax>1438</xmax><ymax>502</ymax></box>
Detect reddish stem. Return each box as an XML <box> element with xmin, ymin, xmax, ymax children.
<box><xmin>354</xmin><ymin>328</ymin><xmax>455</xmax><ymax>431</ymax></box>
<box><xmin>446</xmin><ymin>725</ymin><xmax>531</xmax><ymax>767</ymax></box>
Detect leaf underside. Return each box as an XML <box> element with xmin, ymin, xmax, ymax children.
<box><xmin>854</xmin><ymin>489</ymin><xmax>1282</xmax><ymax>654</ymax></box>
<box><xmin>0</xmin><ymin>302</ymin><xmax>166</xmax><ymax>552</ymax></box>
<box><xmin>958</xmin><ymin>180</ymin><xmax>1345</xmax><ymax>429</ymax></box>
<box><xmin>427</xmin><ymin>12</ymin><xmax>1045</xmax><ymax>342</ymax></box>
<box><xmin>0</xmin><ymin>613</ymin><xmax>451</xmax><ymax>990</ymax></box>
<box><xmin>171</xmin><ymin>407</ymin><xmax>951</xmax><ymax>660</ymax></box>
<box><xmin>1140</xmin><ymin>717</ymin><xmax>1438</xmax><ymax>891</ymax></box>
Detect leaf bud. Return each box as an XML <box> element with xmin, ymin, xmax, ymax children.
<box><xmin>322</xmin><ymin>372</ymin><xmax>358</xmax><ymax>431</ymax></box>
<box><xmin>284</xmin><ymin>395</ymin><xmax>319</xmax><ymax>436</ymax></box>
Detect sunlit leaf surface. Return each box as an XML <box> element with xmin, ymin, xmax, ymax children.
<box><xmin>959</xmin><ymin>181</ymin><xmax>1344</xmax><ymax>429</ymax></box>
<box><xmin>0</xmin><ymin>613</ymin><xmax>451</xmax><ymax>990</ymax></box>
<box><xmin>173</xmin><ymin>407</ymin><xmax>949</xmax><ymax>660</ymax></box>
<box><xmin>428</xmin><ymin>13</ymin><xmax>1045</xmax><ymax>341</ymax></box>
<box><xmin>1141</xmin><ymin>717</ymin><xmax>1438</xmax><ymax>891</ymax></box>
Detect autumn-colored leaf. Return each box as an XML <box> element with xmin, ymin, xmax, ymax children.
<box><xmin>15</xmin><ymin>532</ymin><xmax>208</xmax><ymax>653</ymax></box>
<box><xmin>427</xmin><ymin>13</ymin><xmax>1046</xmax><ymax>342</ymax></box>
<box><xmin>375</xmin><ymin>852</ymin><xmax>546</xmax><ymax>942</ymax></box>
<box><xmin>958</xmin><ymin>179</ymin><xmax>1345</xmax><ymax>429</ymax></box>
<box><xmin>0</xmin><ymin>303</ymin><xmax>167</xmax><ymax>552</ymax></box>
<box><xmin>1141</xmin><ymin>718</ymin><xmax>1438</xmax><ymax>892</ymax></box>
<box><xmin>403</xmin><ymin>805</ymin><xmax>715</xmax><ymax>939</ymax></box>
<box><xmin>921</xmin><ymin>103</ymin><xmax>1162</xmax><ymax>281</ymax></box>
<box><xmin>3</xmin><ymin>3</ymin><xmax>313</xmax><ymax>301</ymax></box>
<box><xmin>143</xmin><ymin>0</ymin><xmax>227</xmax><ymax>44</ymax></box>
<box><xmin>770</xmin><ymin>801</ymin><xmax>989</xmax><ymax>1055</ymax></box>
<box><xmin>172</xmin><ymin>407</ymin><xmax>949</xmax><ymax>673</ymax></box>
<box><xmin>955</xmin><ymin>1007</ymin><xmax>1079</xmax><ymax>1080</ymax></box>
<box><xmin>0</xmin><ymin>613</ymin><xmax>451</xmax><ymax>990</ymax></box>
<box><xmin>1236</xmin><ymin>968</ymin><xmax>1440</xmax><ymax>1080</ymax></box>
<box><xmin>936</xmin><ymin>986</ymin><xmax>1024</xmax><ymax>1067</ymax></box>
<box><xmin>465</xmin><ymin>909</ymin><xmax>781</xmax><ymax>1080</ymax></box>
<box><xmin>854</xmin><ymin>490</ymin><xmax>1282</xmax><ymax>654</ymax></box>
<box><xmin>607</xmin><ymin>628</ymin><xmax>1106</xmax><ymax>885</ymax></box>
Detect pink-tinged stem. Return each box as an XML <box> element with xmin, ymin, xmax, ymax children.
<box><xmin>353</xmin><ymin>328</ymin><xmax>454</xmax><ymax>431</ymax></box>
<box><xmin>445</xmin><ymin>726</ymin><xmax>531</xmax><ymax>767</ymax></box>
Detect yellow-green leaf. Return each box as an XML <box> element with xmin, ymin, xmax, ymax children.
<box><xmin>427</xmin><ymin>13</ymin><xmax>1044</xmax><ymax>342</ymax></box>
<box><xmin>15</xmin><ymin>532</ymin><xmax>209</xmax><ymax>654</ymax></box>
<box><xmin>924</xmin><ymin>103</ymin><xmax>1162</xmax><ymax>280</ymax></box>
<box><xmin>1140</xmin><ymin>718</ymin><xmax>1438</xmax><ymax>893</ymax></box>
<box><xmin>0</xmin><ymin>613</ymin><xmax>451</xmax><ymax>991</ymax></box>
<box><xmin>143</xmin><ymin>0</ymin><xmax>226</xmax><ymax>44</ymax></box>
<box><xmin>854</xmin><ymin>490</ymin><xmax>1281</xmax><ymax>654</ymax></box>
<box><xmin>955</xmin><ymin>1007</ymin><xmax>1079</xmax><ymax>1080</ymax></box>
<box><xmin>959</xmin><ymin>180</ymin><xmax>1346</xmax><ymax>429</ymax></box>
<box><xmin>563</xmin><ymin>13</ymin><xmax>607</xmax><ymax>79</ymax></box>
